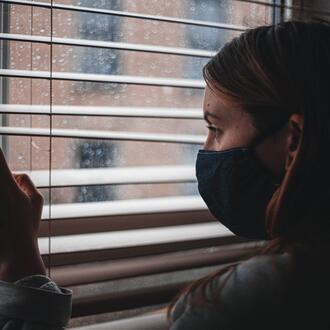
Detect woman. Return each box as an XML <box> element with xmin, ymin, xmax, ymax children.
<box><xmin>0</xmin><ymin>20</ymin><xmax>328</xmax><ymax>329</ymax></box>
<box><xmin>166</xmin><ymin>19</ymin><xmax>330</xmax><ymax>330</ymax></box>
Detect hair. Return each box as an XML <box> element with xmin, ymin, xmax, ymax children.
<box><xmin>166</xmin><ymin>20</ymin><xmax>330</xmax><ymax>325</ymax></box>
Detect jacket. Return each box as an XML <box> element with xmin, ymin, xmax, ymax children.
<box><xmin>0</xmin><ymin>274</ymin><xmax>72</xmax><ymax>329</ymax></box>
<box><xmin>169</xmin><ymin>252</ymin><xmax>330</xmax><ymax>330</ymax></box>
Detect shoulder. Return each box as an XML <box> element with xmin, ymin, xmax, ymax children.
<box><xmin>225</xmin><ymin>252</ymin><xmax>292</xmax><ymax>293</ymax></box>
<box><xmin>218</xmin><ymin>253</ymin><xmax>292</xmax><ymax>309</ymax></box>
<box><xmin>169</xmin><ymin>253</ymin><xmax>292</xmax><ymax>330</ymax></box>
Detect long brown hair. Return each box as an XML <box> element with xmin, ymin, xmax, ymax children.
<box><xmin>166</xmin><ymin>20</ymin><xmax>330</xmax><ymax>325</ymax></box>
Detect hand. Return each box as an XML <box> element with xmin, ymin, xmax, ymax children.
<box><xmin>0</xmin><ymin>148</ymin><xmax>46</xmax><ymax>282</ymax></box>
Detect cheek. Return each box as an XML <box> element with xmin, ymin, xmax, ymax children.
<box><xmin>254</xmin><ymin>135</ymin><xmax>287</xmax><ymax>177</ymax></box>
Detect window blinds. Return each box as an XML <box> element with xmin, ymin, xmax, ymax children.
<box><xmin>0</xmin><ymin>0</ymin><xmax>317</xmax><ymax>317</ymax></box>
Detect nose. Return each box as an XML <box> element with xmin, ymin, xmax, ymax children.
<box><xmin>202</xmin><ymin>132</ymin><xmax>213</xmax><ymax>150</ymax></box>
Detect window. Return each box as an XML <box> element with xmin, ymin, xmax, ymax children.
<box><xmin>185</xmin><ymin>0</ymin><xmax>227</xmax><ymax>80</ymax></box>
<box><xmin>76</xmin><ymin>141</ymin><xmax>115</xmax><ymax>202</ymax></box>
<box><xmin>75</xmin><ymin>0</ymin><xmax>122</xmax><ymax>91</ymax></box>
<box><xmin>0</xmin><ymin>0</ymin><xmax>311</xmax><ymax>326</ymax></box>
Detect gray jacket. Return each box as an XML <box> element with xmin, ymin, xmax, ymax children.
<box><xmin>169</xmin><ymin>252</ymin><xmax>330</xmax><ymax>330</ymax></box>
<box><xmin>0</xmin><ymin>274</ymin><xmax>72</xmax><ymax>329</ymax></box>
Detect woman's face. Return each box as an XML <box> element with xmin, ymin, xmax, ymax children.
<box><xmin>202</xmin><ymin>85</ymin><xmax>302</xmax><ymax>178</ymax></box>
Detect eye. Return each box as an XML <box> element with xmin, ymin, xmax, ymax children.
<box><xmin>205</xmin><ymin>125</ymin><xmax>220</xmax><ymax>132</ymax></box>
<box><xmin>206</xmin><ymin>125</ymin><xmax>222</xmax><ymax>140</ymax></box>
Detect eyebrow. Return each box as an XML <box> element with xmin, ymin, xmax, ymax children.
<box><xmin>203</xmin><ymin>111</ymin><xmax>222</xmax><ymax>124</ymax></box>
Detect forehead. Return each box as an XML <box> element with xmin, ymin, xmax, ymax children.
<box><xmin>203</xmin><ymin>85</ymin><xmax>243</xmax><ymax>122</ymax></box>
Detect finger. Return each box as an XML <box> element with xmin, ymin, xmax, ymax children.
<box><xmin>14</xmin><ymin>173</ymin><xmax>42</xmax><ymax>201</ymax></box>
<box><xmin>0</xmin><ymin>147</ymin><xmax>17</xmax><ymax>190</ymax></box>
<box><xmin>14</xmin><ymin>174</ymin><xmax>44</xmax><ymax>224</ymax></box>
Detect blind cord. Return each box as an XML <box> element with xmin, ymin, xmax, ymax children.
<box><xmin>47</xmin><ymin>0</ymin><xmax>53</xmax><ymax>278</ymax></box>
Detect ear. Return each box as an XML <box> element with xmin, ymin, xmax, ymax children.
<box><xmin>285</xmin><ymin>113</ymin><xmax>303</xmax><ymax>171</ymax></box>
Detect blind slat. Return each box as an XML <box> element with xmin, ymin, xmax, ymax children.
<box><xmin>0</xmin><ymin>33</ymin><xmax>215</xmax><ymax>58</ymax></box>
<box><xmin>0</xmin><ymin>104</ymin><xmax>203</xmax><ymax>119</ymax></box>
<box><xmin>42</xmin><ymin>195</ymin><xmax>207</xmax><ymax>219</ymax></box>
<box><xmin>17</xmin><ymin>165</ymin><xmax>196</xmax><ymax>188</ymax></box>
<box><xmin>0</xmin><ymin>69</ymin><xmax>205</xmax><ymax>89</ymax></box>
<box><xmin>0</xmin><ymin>127</ymin><xmax>205</xmax><ymax>144</ymax></box>
<box><xmin>38</xmin><ymin>222</ymin><xmax>231</xmax><ymax>254</ymax></box>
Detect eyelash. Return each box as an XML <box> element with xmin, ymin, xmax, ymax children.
<box><xmin>206</xmin><ymin>125</ymin><xmax>222</xmax><ymax>138</ymax></box>
<box><xmin>206</xmin><ymin>125</ymin><xmax>220</xmax><ymax>132</ymax></box>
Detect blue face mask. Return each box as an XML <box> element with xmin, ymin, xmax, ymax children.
<box><xmin>195</xmin><ymin>124</ymin><xmax>286</xmax><ymax>240</ymax></box>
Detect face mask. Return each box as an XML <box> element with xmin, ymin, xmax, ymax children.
<box><xmin>195</xmin><ymin>122</ymin><xmax>286</xmax><ymax>240</ymax></box>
